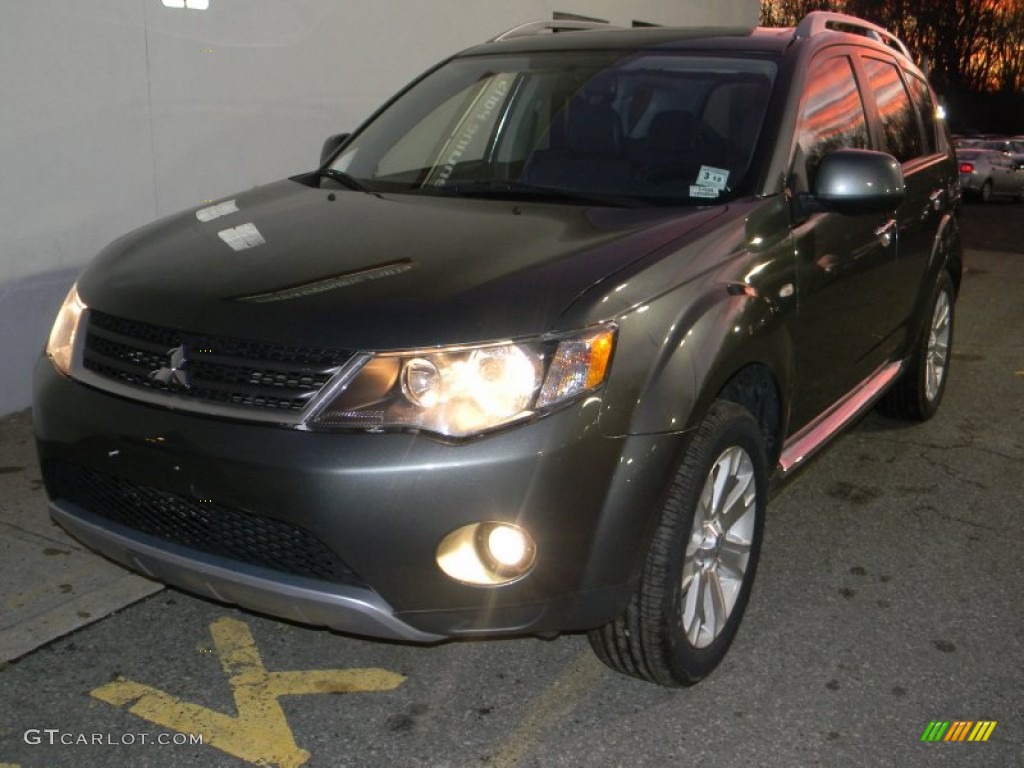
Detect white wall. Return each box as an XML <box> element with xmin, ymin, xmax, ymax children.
<box><xmin>0</xmin><ymin>0</ymin><xmax>758</xmax><ymax>415</ymax></box>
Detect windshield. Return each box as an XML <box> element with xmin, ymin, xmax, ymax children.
<box><xmin>330</xmin><ymin>50</ymin><xmax>776</xmax><ymax>206</ymax></box>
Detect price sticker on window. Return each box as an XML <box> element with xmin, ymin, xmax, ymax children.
<box><xmin>689</xmin><ymin>185</ymin><xmax>720</xmax><ymax>199</ymax></box>
<box><xmin>695</xmin><ymin>166</ymin><xmax>730</xmax><ymax>191</ymax></box>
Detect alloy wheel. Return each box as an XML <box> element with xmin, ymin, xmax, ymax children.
<box><xmin>680</xmin><ymin>446</ymin><xmax>757</xmax><ymax>648</ymax></box>
<box><xmin>925</xmin><ymin>289</ymin><xmax>951</xmax><ymax>402</ymax></box>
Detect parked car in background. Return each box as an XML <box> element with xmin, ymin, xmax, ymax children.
<box><xmin>34</xmin><ymin>11</ymin><xmax>961</xmax><ymax>687</ymax></box>
<box><xmin>956</xmin><ymin>148</ymin><xmax>1024</xmax><ymax>202</ymax></box>
<box><xmin>979</xmin><ymin>138</ymin><xmax>1024</xmax><ymax>170</ymax></box>
<box><xmin>980</xmin><ymin>137</ymin><xmax>1024</xmax><ymax>153</ymax></box>
<box><xmin>953</xmin><ymin>136</ymin><xmax>985</xmax><ymax>149</ymax></box>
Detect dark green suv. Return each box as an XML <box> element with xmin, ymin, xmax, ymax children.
<box><xmin>35</xmin><ymin>11</ymin><xmax>961</xmax><ymax>686</ymax></box>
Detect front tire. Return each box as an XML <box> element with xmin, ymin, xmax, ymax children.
<box><xmin>588</xmin><ymin>401</ymin><xmax>767</xmax><ymax>686</ymax></box>
<box><xmin>878</xmin><ymin>271</ymin><xmax>955</xmax><ymax>421</ymax></box>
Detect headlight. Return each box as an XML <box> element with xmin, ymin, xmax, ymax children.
<box><xmin>46</xmin><ymin>284</ymin><xmax>86</xmax><ymax>376</ymax></box>
<box><xmin>308</xmin><ymin>326</ymin><xmax>615</xmax><ymax>437</ymax></box>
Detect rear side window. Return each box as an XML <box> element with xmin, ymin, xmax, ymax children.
<box><xmin>862</xmin><ymin>57</ymin><xmax>923</xmax><ymax>162</ymax></box>
<box><xmin>906</xmin><ymin>72</ymin><xmax>938</xmax><ymax>155</ymax></box>
<box><xmin>795</xmin><ymin>55</ymin><xmax>869</xmax><ymax>187</ymax></box>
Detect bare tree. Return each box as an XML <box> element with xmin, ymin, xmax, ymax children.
<box><xmin>760</xmin><ymin>0</ymin><xmax>1024</xmax><ymax>129</ymax></box>
<box><xmin>760</xmin><ymin>0</ymin><xmax>842</xmax><ymax>26</ymax></box>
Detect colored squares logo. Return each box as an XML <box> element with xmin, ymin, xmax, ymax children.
<box><xmin>921</xmin><ymin>720</ymin><xmax>997</xmax><ymax>742</ymax></box>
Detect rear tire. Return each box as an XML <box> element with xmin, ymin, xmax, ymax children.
<box><xmin>980</xmin><ymin>180</ymin><xmax>993</xmax><ymax>203</ymax></box>
<box><xmin>588</xmin><ymin>401</ymin><xmax>767</xmax><ymax>686</ymax></box>
<box><xmin>878</xmin><ymin>271</ymin><xmax>955</xmax><ymax>421</ymax></box>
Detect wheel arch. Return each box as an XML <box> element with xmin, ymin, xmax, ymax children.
<box><xmin>578</xmin><ymin>290</ymin><xmax>793</xmax><ymax>600</ymax></box>
<box><xmin>604</xmin><ymin>277</ymin><xmax>796</xmax><ymax>447</ymax></box>
<box><xmin>937</xmin><ymin>211</ymin><xmax>964</xmax><ymax>296</ymax></box>
<box><xmin>714</xmin><ymin>363</ymin><xmax>785</xmax><ymax>467</ymax></box>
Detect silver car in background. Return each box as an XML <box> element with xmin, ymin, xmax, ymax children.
<box><xmin>956</xmin><ymin>148</ymin><xmax>1024</xmax><ymax>202</ymax></box>
<box><xmin>979</xmin><ymin>138</ymin><xmax>1024</xmax><ymax>173</ymax></box>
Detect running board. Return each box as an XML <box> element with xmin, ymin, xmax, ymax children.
<box><xmin>777</xmin><ymin>360</ymin><xmax>903</xmax><ymax>476</ymax></box>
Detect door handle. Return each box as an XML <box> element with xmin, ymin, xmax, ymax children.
<box><xmin>875</xmin><ymin>219</ymin><xmax>897</xmax><ymax>247</ymax></box>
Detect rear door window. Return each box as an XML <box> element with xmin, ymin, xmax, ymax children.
<box><xmin>862</xmin><ymin>57</ymin><xmax>923</xmax><ymax>163</ymax></box>
<box><xmin>905</xmin><ymin>72</ymin><xmax>938</xmax><ymax>156</ymax></box>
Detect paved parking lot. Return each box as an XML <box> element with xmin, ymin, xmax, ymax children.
<box><xmin>0</xmin><ymin>203</ymin><xmax>1021</xmax><ymax>767</ymax></box>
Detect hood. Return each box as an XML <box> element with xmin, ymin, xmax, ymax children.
<box><xmin>79</xmin><ymin>179</ymin><xmax>725</xmax><ymax>350</ymax></box>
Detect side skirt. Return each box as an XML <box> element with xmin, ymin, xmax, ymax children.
<box><xmin>776</xmin><ymin>360</ymin><xmax>903</xmax><ymax>479</ymax></box>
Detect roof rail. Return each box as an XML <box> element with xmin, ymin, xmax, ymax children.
<box><xmin>794</xmin><ymin>11</ymin><xmax>912</xmax><ymax>61</ymax></box>
<box><xmin>489</xmin><ymin>19</ymin><xmax>617</xmax><ymax>42</ymax></box>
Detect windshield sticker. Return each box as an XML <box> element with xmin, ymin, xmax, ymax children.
<box><xmin>196</xmin><ymin>199</ymin><xmax>238</xmax><ymax>222</ymax></box>
<box><xmin>695</xmin><ymin>166</ymin><xmax>730</xmax><ymax>191</ymax></box>
<box><xmin>689</xmin><ymin>185</ymin><xmax>720</xmax><ymax>200</ymax></box>
<box><xmin>431</xmin><ymin>76</ymin><xmax>512</xmax><ymax>186</ymax></box>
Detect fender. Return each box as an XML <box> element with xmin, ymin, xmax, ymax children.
<box><xmin>621</xmin><ymin>274</ymin><xmax>796</xmax><ymax>438</ymax></box>
<box><xmin>594</xmin><ymin>197</ymin><xmax>798</xmax><ymax>439</ymax></box>
<box><xmin>567</xmin><ymin>279</ymin><xmax>797</xmax><ymax>605</ymax></box>
<box><xmin>563</xmin><ymin>203</ymin><xmax>800</xmax><ymax>606</ymax></box>
<box><xmin>893</xmin><ymin>208</ymin><xmax>963</xmax><ymax>362</ymax></box>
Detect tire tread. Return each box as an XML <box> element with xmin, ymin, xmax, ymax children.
<box><xmin>878</xmin><ymin>271</ymin><xmax>955</xmax><ymax>422</ymax></box>
<box><xmin>588</xmin><ymin>401</ymin><xmax>766</xmax><ymax>686</ymax></box>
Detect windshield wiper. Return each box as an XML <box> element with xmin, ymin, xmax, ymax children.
<box><xmin>316</xmin><ymin>168</ymin><xmax>380</xmax><ymax>196</ymax></box>
<box><xmin>434</xmin><ymin>180</ymin><xmax>645</xmax><ymax>208</ymax></box>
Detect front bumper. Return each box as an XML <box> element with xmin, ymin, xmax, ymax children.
<box><xmin>34</xmin><ymin>358</ymin><xmax>680</xmax><ymax>640</ymax></box>
<box><xmin>49</xmin><ymin>500</ymin><xmax>445</xmax><ymax>642</ymax></box>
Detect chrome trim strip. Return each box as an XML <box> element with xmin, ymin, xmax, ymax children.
<box><xmin>778</xmin><ymin>360</ymin><xmax>903</xmax><ymax>476</ymax></box>
<box><xmin>72</xmin><ymin>366</ymin><xmax>321</xmax><ymax>427</ymax></box>
<box><xmin>299</xmin><ymin>352</ymin><xmax>373</xmax><ymax>429</ymax></box>
<box><xmin>51</xmin><ymin>501</ymin><xmax>444</xmax><ymax>643</ymax></box>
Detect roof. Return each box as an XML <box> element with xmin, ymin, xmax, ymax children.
<box><xmin>457</xmin><ymin>25</ymin><xmax>795</xmax><ymax>58</ymax></box>
<box><xmin>457</xmin><ymin>12</ymin><xmax>918</xmax><ymax>67</ymax></box>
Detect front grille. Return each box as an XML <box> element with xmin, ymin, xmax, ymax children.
<box><xmin>48</xmin><ymin>461</ymin><xmax>365</xmax><ymax>587</ymax></box>
<box><xmin>81</xmin><ymin>311</ymin><xmax>353</xmax><ymax>414</ymax></box>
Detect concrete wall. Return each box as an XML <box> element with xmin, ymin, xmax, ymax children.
<box><xmin>0</xmin><ymin>0</ymin><xmax>758</xmax><ymax>415</ymax></box>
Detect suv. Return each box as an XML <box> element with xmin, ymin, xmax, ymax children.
<box><xmin>35</xmin><ymin>12</ymin><xmax>961</xmax><ymax>686</ymax></box>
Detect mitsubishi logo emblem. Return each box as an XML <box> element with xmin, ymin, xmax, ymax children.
<box><xmin>149</xmin><ymin>344</ymin><xmax>193</xmax><ymax>390</ymax></box>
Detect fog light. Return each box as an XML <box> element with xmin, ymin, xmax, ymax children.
<box><xmin>486</xmin><ymin>525</ymin><xmax>529</xmax><ymax>567</ymax></box>
<box><xmin>436</xmin><ymin>522</ymin><xmax>536</xmax><ymax>585</ymax></box>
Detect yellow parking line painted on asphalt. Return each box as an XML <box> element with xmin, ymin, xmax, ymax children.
<box><xmin>91</xmin><ymin>617</ymin><xmax>405</xmax><ymax>768</ymax></box>
<box><xmin>489</xmin><ymin>649</ymin><xmax>605</xmax><ymax>768</ymax></box>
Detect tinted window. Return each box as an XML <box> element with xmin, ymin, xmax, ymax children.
<box><xmin>906</xmin><ymin>72</ymin><xmax>937</xmax><ymax>155</ymax></box>
<box><xmin>863</xmin><ymin>57</ymin><xmax>923</xmax><ymax>162</ymax></box>
<box><xmin>333</xmin><ymin>52</ymin><xmax>777</xmax><ymax>206</ymax></box>
<box><xmin>795</xmin><ymin>55</ymin><xmax>869</xmax><ymax>187</ymax></box>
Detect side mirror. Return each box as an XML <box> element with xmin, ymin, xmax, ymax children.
<box><xmin>812</xmin><ymin>149</ymin><xmax>905</xmax><ymax>214</ymax></box>
<box><xmin>320</xmin><ymin>133</ymin><xmax>350</xmax><ymax>167</ymax></box>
